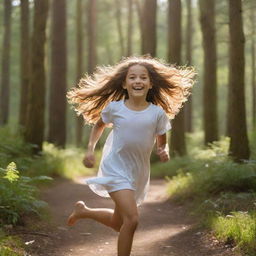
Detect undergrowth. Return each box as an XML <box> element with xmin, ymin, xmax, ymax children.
<box><xmin>151</xmin><ymin>130</ymin><xmax>256</xmax><ymax>255</ymax></box>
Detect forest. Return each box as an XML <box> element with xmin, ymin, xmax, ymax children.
<box><xmin>0</xmin><ymin>0</ymin><xmax>256</xmax><ymax>255</ymax></box>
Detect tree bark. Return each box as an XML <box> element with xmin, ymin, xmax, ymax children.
<box><xmin>76</xmin><ymin>0</ymin><xmax>84</xmax><ymax>146</ymax></box>
<box><xmin>48</xmin><ymin>0</ymin><xmax>67</xmax><ymax>147</ymax></box>
<box><xmin>141</xmin><ymin>0</ymin><xmax>157</xmax><ymax>56</ymax></box>
<box><xmin>115</xmin><ymin>0</ymin><xmax>125</xmax><ymax>57</ymax></box>
<box><xmin>168</xmin><ymin>0</ymin><xmax>186</xmax><ymax>156</ymax></box>
<box><xmin>0</xmin><ymin>0</ymin><xmax>12</xmax><ymax>125</ymax></box>
<box><xmin>126</xmin><ymin>0</ymin><xmax>133</xmax><ymax>56</ymax></box>
<box><xmin>228</xmin><ymin>0</ymin><xmax>250</xmax><ymax>161</ymax></box>
<box><xmin>251</xmin><ymin>8</ymin><xmax>256</xmax><ymax>129</ymax></box>
<box><xmin>87</xmin><ymin>0</ymin><xmax>97</xmax><ymax>74</ymax></box>
<box><xmin>24</xmin><ymin>0</ymin><xmax>49</xmax><ymax>153</ymax></box>
<box><xmin>19</xmin><ymin>0</ymin><xmax>30</xmax><ymax>128</ymax></box>
<box><xmin>184</xmin><ymin>0</ymin><xmax>193</xmax><ymax>133</ymax></box>
<box><xmin>199</xmin><ymin>0</ymin><xmax>218</xmax><ymax>145</ymax></box>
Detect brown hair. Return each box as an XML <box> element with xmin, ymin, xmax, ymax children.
<box><xmin>67</xmin><ymin>56</ymin><xmax>196</xmax><ymax>124</ymax></box>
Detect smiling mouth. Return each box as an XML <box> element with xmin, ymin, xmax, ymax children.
<box><xmin>132</xmin><ymin>86</ymin><xmax>144</xmax><ymax>90</ymax></box>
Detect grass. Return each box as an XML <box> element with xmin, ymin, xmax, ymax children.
<box><xmin>151</xmin><ymin>130</ymin><xmax>256</xmax><ymax>255</ymax></box>
<box><xmin>0</xmin><ymin>229</ymin><xmax>25</xmax><ymax>256</ymax></box>
<box><xmin>0</xmin><ymin>126</ymin><xmax>96</xmax><ymax>254</ymax></box>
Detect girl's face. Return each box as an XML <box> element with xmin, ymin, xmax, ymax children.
<box><xmin>123</xmin><ymin>64</ymin><xmax>152</xmax><ymax>100</ymax></box>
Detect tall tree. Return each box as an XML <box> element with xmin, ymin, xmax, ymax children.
<box><xmin>251</xmin><ymin>7</ymin><xmax>256</xmax><ymax>129</ymax></box>
<box><xmin>24</xmin><ymin>0</ymin><xmax>49</xmax><ymax>153</ymax></box>
<box><xmin>115</xmin><ymin>0</ymin><xmax>125</xmax><ymax>57</ymax></box>
<box><xmin>19</xmin><ymin>0</ymin><xmax>30</xmax><ymax>127</ymax></box>
<box><xmin>126</xmin><ymin>0</ymin><xmax>133</xmax><ymax>56</ymax></box>
<box><xmin>199</xmin><ymin>0</ymin><xmax>218</xmax><ymax>145</ymax></box>
<box><xmin>141</xmin><ymin>0</ymin><xmax>157</xmax><ymax>56</ymax></box>
<box><xmin>48</xmin><ymin>0</ymin><xmax>67</xmax><ymax>147</ymax></box>
<box><xmin>228</xmin><ymin>0</ymin><xmax>250</xmax><ymax>161</ymax></box>
<box><xmin>76</xmin><ymin>0</ymin><xmax>84</xmax><ymax>146</ymax></box>
<box><xmin>0</xmin><ymin>0</ymin><xmax>12</xmax><ymax>125</ymax></box>
<box><xmin>184</xmin><ymin>0</ymin><xmax>193</xmax><ymax>133</ymax></box>
<box><xmin>168</xmin><ymin>0</ymin><xmax>186</xmax><ymax>156</ymax></box>
<box><xmin>87</xmin><ymin>0</ymin><xmax>97</xmax><ymax>74</ymax></box>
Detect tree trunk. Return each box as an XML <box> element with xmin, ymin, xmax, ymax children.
<box><xmin>0</xmin><ymin>0</ymin><xmax>12</xmax><ymax>125</ymax></box>
<box><xmin>48</xmin><ymin>0</ymin><xmax>67</xmax><ymax>147</ymax></box>
<box><xmin>141</xmin><ymin>0</ymin><xmax>157</xmax><ymax>56</ymax></box>
<box><xmin>87</xmin><ymin>0</ymin><xmax>97</xmax><ymax>74</ymax></box>
<box><xmin>115</xmin><ymin>0</ymin><xmax>125</xmax><ymax>57</ymax></box>
<box><xmin>168</xmin><ymin>0</ymin><xmax>186</xmax><ymax>156</ymax></box>
<box><xmin>126</xmin><ymin>0</ymin><xmax>133</xmax><ymax>56</ymax></box>
<box><xmin>199</xmin><ymin>0</ymin><xmax>218</xmax><ymax>145</ymax></box>
<box><xmin>24</xmin><ymin>0</ymin><xmax>49</xmax><ymax>154</ymax></box>
<box><xmin>184</xmin><ymin>0</ymin><xmax>193</xmax><ymax>133</ymax></box>
<box><xmin>228</xmin><ymin>0</ymin><xmax>250</xmax><ymax>161</ymax></box>
<box><xmin>251</xmin><ymin>8</ymin><xmax>256</xmax><ymax>129</ymax></box>
<box><xmin>19</xmin><ymin>0</ymin><xmax>30</xmax><ymax>128</ymax></box>
<box><xmin>76</xmin><ymin>0</ymin><xmax>84</xmax><ymax>146</ymax></box>
<box><xmin>134</xmin><ymin>0</ymin><xmax>143</xmax><ymax>39</ymax></box>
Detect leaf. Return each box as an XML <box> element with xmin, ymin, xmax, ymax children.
<box><xmin>3</xmin><ymin>162</ymin><xmax>19</xmax><ymax>183</ymax></box>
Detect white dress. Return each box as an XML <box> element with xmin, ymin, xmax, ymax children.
<box><xmin>85</xmin><ymin>100</ymin><xmax>171</xmax><ymax>205</ymax></box>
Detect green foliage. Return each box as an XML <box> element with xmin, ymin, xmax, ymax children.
<box><xmin>156</xmin><ymin>134</ymin><xmax>256</xmax><ymax>254</ymax></box>
<box><xmin>210</xmin><ymin>211</ymin><xmax>256</xmax><ymax>255</ymax></box>
<box><xmin>27</xmin><ymin>142</ymin><xmax>95</xmax><ymax>179</ymax></box>
<box><xmin>0</xmin><ymin>230</ymin><xmax>24</xmax><ymax>256</ymax></box>
<box><xmin>0</xmin><ymin>162</ymin><xmax>51</xmax><ymax>226</ymax></box>
<box><xmin>0</xmin><ymin>126</ymin><xmax>94</xmax><ymax>179</ymax></box>
<box><xmin>0</xmin><ymin>127</ymin><xmax>34</xmax><ymax>172</ymax></box>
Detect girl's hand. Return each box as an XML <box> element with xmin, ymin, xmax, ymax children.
<box><xmin>83</xmin><ymin>151</ymin><xmax>95</xmax><ymax>168</ymax></box>
<box><xmin>157</xmin><ymin>144</ymin><xmax>170</xmax><ymax>162</ymax></box>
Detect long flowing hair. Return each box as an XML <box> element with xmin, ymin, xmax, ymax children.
<box><xmin>67</xmin><ymin>56</ymin><xmax>196</xmax><ymax>124</ymax></box>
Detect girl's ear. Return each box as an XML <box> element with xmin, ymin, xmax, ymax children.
<box><xmin>122</xmin><ymin>82</ymin><xmax>127</xmax><ymax>89</ymax></box>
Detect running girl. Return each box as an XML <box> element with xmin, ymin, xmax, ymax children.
<box><xmin>66</xmin><ymin>56</ymin><xmax>195</xmax><ymax>256</ymax></box>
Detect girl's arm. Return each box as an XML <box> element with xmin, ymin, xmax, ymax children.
<box><xmin>83</xmin><ymin>118</ymin><xmax>107</xmax><ymax>168</ymax></box>
<box><xmin>156</xmin><ymin>133</ymin><xmax>170</xmax><ymax>162</ymax></box>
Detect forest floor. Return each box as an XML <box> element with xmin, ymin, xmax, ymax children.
<box><xmin>17</xmin><ymin>178</ymin><xmax>241</xmax><ymax>256</ymax></box>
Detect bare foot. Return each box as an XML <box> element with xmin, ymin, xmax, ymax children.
<box><xmin>67</xmin><ymin>201</ymin><xmax>89</xmax><ymax>226</ymax></box>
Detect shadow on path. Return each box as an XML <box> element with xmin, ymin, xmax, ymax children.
<box><xmin>25</xmin><ymin>178</ymin><xmax>239</xmax><ymax>256</ymax></box>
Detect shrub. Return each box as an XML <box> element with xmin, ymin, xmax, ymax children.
<box><xmin>0</xmin><ymin>162</ymin><xmax>51</xmax><ymax>225</ymax></box>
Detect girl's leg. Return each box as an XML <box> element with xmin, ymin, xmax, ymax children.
<box><xmin>67</xmin><ymin>201</ymin><xmax>123</xmax><ymax>232</ymax></box>
<box><xmin>109</xmin><ymin>189</ymin><xmax>138</xmax><ymax>256</ymax></box>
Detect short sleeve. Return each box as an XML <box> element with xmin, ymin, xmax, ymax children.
<box><xmin>101</xmin><ymin>102</ymin><xmax>113</xmax><ymax>124</ymax></box>
<box><xmin>156</xmin><ymin>110</ymin><xmax>172</xmax><ymax>135</ymax></box>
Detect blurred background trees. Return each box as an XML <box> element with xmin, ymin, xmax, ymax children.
<box><xmin>0</xmin><ymin>0</ymin><xmax>255</xmax><ymax>162</ymax></box>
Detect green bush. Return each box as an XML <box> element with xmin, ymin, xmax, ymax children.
<box><xmin>210</xmin><ymin>211</ymin><xmax>256</xmax><ymax>255</ymax></box>
<box><xmin>0</xmin><ymin>162</ymin><xmax>51</xmax><ymax>225</ymax></box>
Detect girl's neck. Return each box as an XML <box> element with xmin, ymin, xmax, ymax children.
<box><xmin>124</xmin><ymin>98</ymin><xmax>150</xmax><ymax>111</ymax></box>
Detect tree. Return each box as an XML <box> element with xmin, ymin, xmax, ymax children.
<box><xmin>24</xmin><ymin>0</ymin><xmax>49</xmax><ymax>153</ymax></box>
<box><xmin>48</xmin><ymin>0</ymin><xmax>67</xmax><ymax>147</ymax></box>
<box><xmin>199</xmin><ymin>0</ymin><xmax>218</xmax><ymax>145</ymax></box>
<box><xmin>76</xmin><ymin>0</ymin><xmax>84</xmax><ymax>146</ymax></box>
<box><xmin>0</xmin><ymin>0</ymin><xmax>12</xmax><ymax>125</ymax></box>
<box><xmin>87</xmin><ymin>0</ymin><xmax>97</xmax><ymax>74</ymax></box>
<box><xmin>168</xmin><ymin>0</ymin><xmax>186</xmax><ymax>156</ymax></box>
<box><xmin>184</xmin><ymin>0</ymin><xmax>193</xmax><ymax>133</ymax></box>
<box><xmin>141</xmin><ymin>0</ymin><xmax>157</xmax><ymax>56</ymax></box>
<box><xmin>115</xmin><ymin>0</ymin><xmax>125</xmax><ymax>57</ymax></box>
<box><xmin>126</xmin><ymin>0</ymin><xmax>133</xmax><ymax>56</ymax></box>
<box><xmin>19</xmin><ymin>0</ymin><xmax>30</xmax><ymax>127</ymax></box>
<box><xmin>228</xmin><ymin>0</ymin><xmax>250</xmax><ymax>161</ymax></box>
<box><xmin>250</xmin><ymin>7</ymin><xmax>256</xmax><ymax>129</ymax></box>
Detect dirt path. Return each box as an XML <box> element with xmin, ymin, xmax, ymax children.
<box><xmin>23</xmin><ymin>178</ymin><xmax>240</xmax><ymax>256</ymax></box>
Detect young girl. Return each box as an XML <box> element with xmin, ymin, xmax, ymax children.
<box><xmin>66</xmin><ymin>56</ymin><xmax>195</xmax><ymax>256</ymax></box>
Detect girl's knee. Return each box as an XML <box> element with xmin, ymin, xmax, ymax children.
<box><xmin>124</xmin><ymin>214</ymin><xmax>139</xmax><ymax>229</ymax></box>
